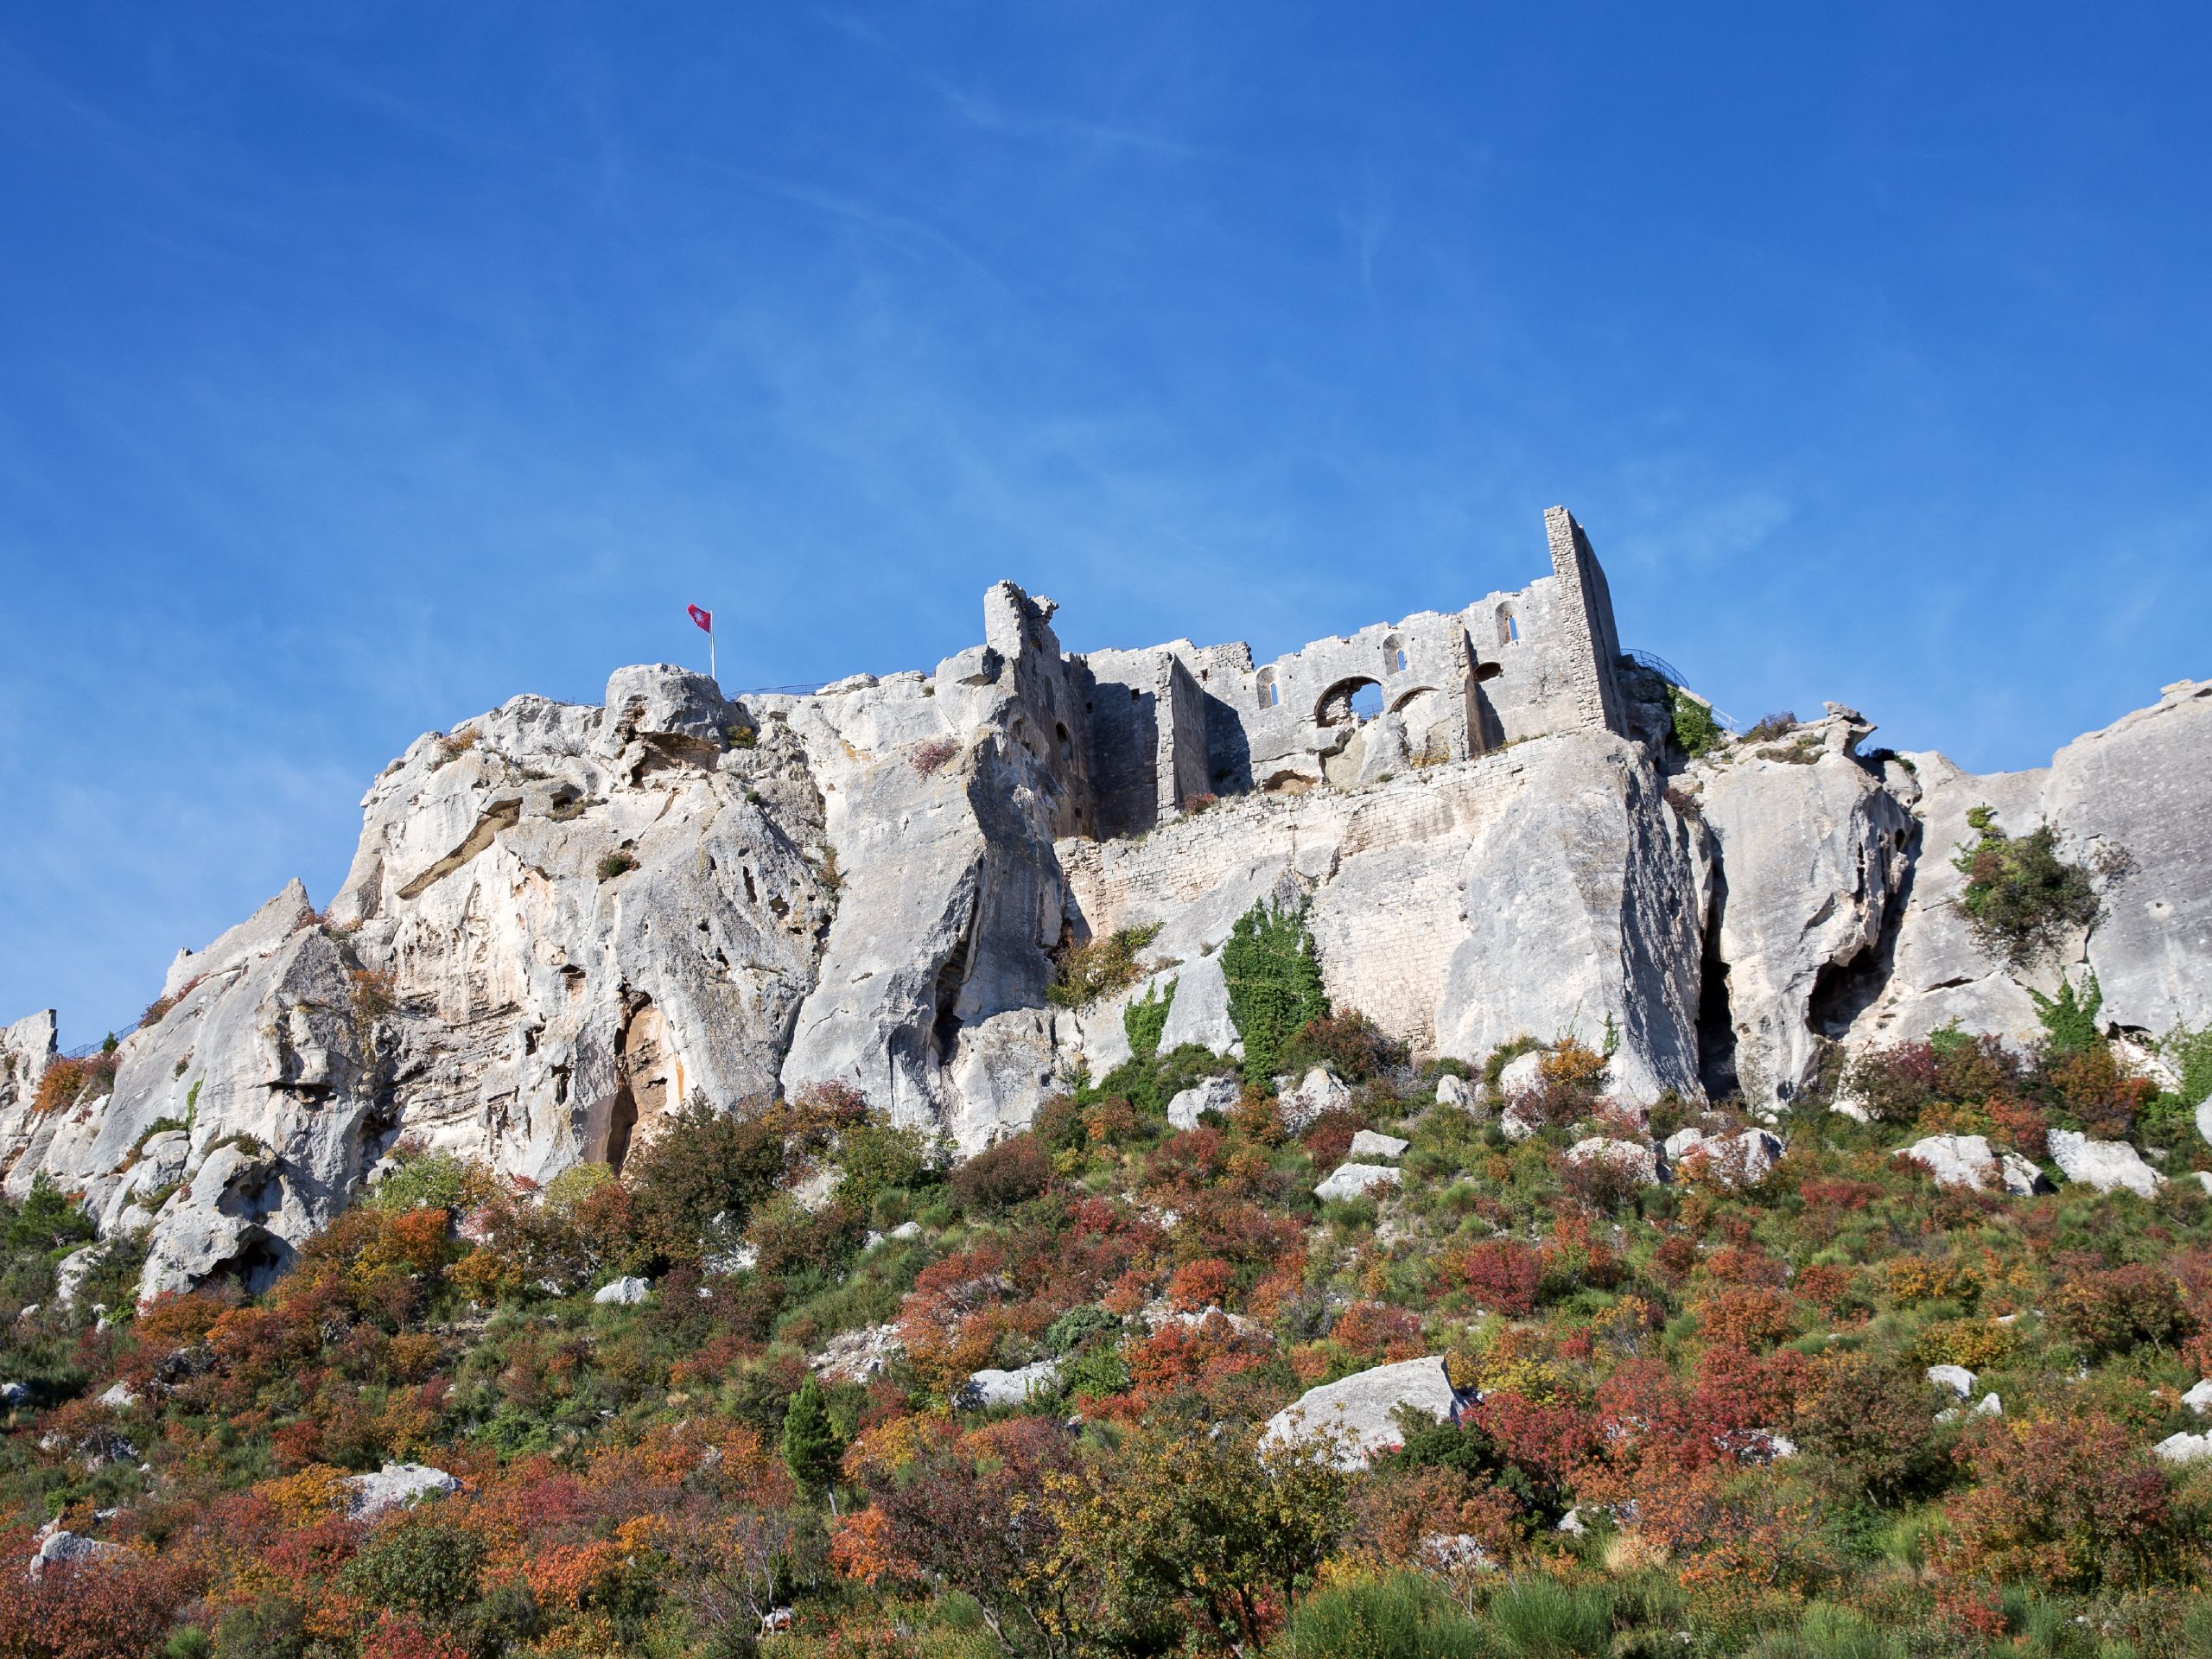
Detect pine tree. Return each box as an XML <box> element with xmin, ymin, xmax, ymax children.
<box><xmin>781</xmin><ymin>1376</ymin><xmax>846</xmax><ymax>1503</ymax></box>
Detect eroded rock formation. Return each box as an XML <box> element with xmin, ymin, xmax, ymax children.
<box><xmin>3</xmin><ymin>510</ymin><xmax>2207</xmax><ymax>1300</ymax></box>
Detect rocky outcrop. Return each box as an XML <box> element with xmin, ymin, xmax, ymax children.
<box><xmin>1315</xmin><ymin>1163</ymin><xmax>1401</xmax><ymax>1203</ymax></box>
<box><xmin>1690</xmin><ymin>707</ymin><xmax>1911</xmax><ymax>1108</ymax></box>
<box><xmin>1842</xmin><ymin>679</ymin><xmax>2212</xmax><ymax>1057</ymax></box>
<box><xmin>6</xmin><ymin>557</ymin><xmax>2209</xmax><ymax>1307</ymax></box>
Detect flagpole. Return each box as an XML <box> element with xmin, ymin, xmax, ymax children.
<box><xmin>709</xmin><ymin>627</ymin><xmax>715</xmax><ymax>685</ymax></box>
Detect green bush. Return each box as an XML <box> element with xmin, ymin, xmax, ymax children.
<box><xmin>2031</xmin><ymin>974</ymin><xmax>2103</xmax><ymax>1056</ymax></box>
<box><xmin>341</xmin><ymin>1516</ymin><xmax>486</xmax><ymax>1620</ymax></box>
<box><xmin>1124</xmin><ymin>976</ymin><xmax>1177</xmax><ymax>1062</ymax></box>
<box><xmin>365</xmin><ymin>1149</ymin><xmax>474</xmax><ymax>1214</ymax></box>
<box><xmin>1669</xmin><ymin>688</ymin><xmax>1723</xmax><ymax>757</ymax></box>
<box><xmin>1270</xmin><ymin>1572</ymin><xmax>1491</xmax><ymax>1658</ymax></box>
<box><xmin>596</xmin><ymin>849</ymin><xmax>639</xmax><ymax>880</ymax></box>
<box><xmin>1223</xmin><ymin>898</ymin><xmax>1328</xmax><ymax>1088</ymax></box>
<box><xmin>1951</xmin><ymin>809</ymin><xmax>2101</xmax><ymax>965</ymax></box>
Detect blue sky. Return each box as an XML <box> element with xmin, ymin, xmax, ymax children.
<box><xmin>3</xmin><ymin>5</ymin><xmax>2208</xmax><ymax>1046</ymax></box>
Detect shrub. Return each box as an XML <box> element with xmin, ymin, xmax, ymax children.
<box><xmin>596</xmin><ymin>850</ymin><xmax>639</xmax><ymax>881</ymax></box>
<box><xmin>1843</xmin><ymin>1027</ymin><xmax>2022</xmax><ymax>1125</ymax></box>
<box><xmin>1744</xmin><ymin>711</ymin><xmax>1799</xmax><ymax>743</ymax></box>
<box><xmin>342</xmin><ymin>1514</ymin><xmax>486</xmax><ymax>1621</ymax></box>
<box><xmin>32</xmin><ymin>1051</ymin><xmax>119</xmax><ymax>1116</ymax></box>
<box><xmin>909</xmin><ymin>735</ymin><xmax>957</xmax><ymax>774</ymax></box>
<box><xmin>727</xmin><ymin>722</ymin><xmax>758</xmax><ymax>748</ymax></box>
<box><xmin>1459</xmin><ymin>1239</ymin><xmax>1542</xmax><ymax>1316</ymax></box>
<box><xmin>2031</xmin><ymin>973</ymin><xmax>2103</xmax><ymax>1056</ymax></box>
<box><xmin>948</xmin><ymin>1135</ymin><xmax>1052</xmax><ymax>1216</ymax></box>
<box><xmin>1793</xmin><ymin>1351</ymin><xmax>1949</xmax><ymax>1504</ymax></box>
<box><xmin>1222</xmin><ymin>898</ymin><xmax>1329</xmax><ymax>1087</ymax></box>
<box><xmin>622</xmin><ymin>1098</ymin><xmax>788</xmax><ymax>1265</ymax></box>
<box><xmin>1951</xmin><ymin>810</ymin><xmax>2102</xmax><ymax>965</ymax></box>
<box><xmin>1046</xmin><ymin>923</ymin><xmax>1162</xmax><ymax>1009</ymax></box>
<box><xmin>1484</xmin><ymin>1575</ymin><xmax>1615</xmax><ymax>1657</ymax></box>
<box><xmin>1946</xmin><ymin>1410</ymin><xmax>2180</xmax><ymax>1591</ymax></box>
<box><xmin>1279</xmin><ymin>1011</ymin><xmax>1406</xmax><ymax>1084</ymax></box>
<box><xmin>1123</xmin><ymin>978</ymin><xmax>1177</xmax><ymax>1064</ymax></box>
<box><xmin>2050</xmin><ymin>1262</ymin><xmax>2192</xmax><ymax>1358</ymax></box>
<box><xmin>1670</xmin><ymin>689</ymin><xmax>1723</xmax><ymax>758</ymax></box>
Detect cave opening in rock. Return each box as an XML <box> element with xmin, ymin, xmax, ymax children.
<box><xmin>1697</xmin><ymin>887</ymin><xmax>1739</xmax><ymax>1100</ymax></box>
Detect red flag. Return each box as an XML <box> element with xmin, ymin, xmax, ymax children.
<box><xmin>687</xmin><ymin>603</ymin><xmax>713</xmax><ymax>633</ymax></box>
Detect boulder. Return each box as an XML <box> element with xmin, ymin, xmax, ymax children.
<box><xmin>29</xmin><ymin>1530</ymin><xmax>122</xmax><ymax>1579</ymax></box>
<box><xmin>1666</xmin><ymin>1127</ymin><xmax>1783</xmax><ymax>1185</ymax></box>
<box><xmin>1496</xmin><ymin>1052</ymin><xmax>1544</xmax><ymax>1098</ymax></box>
<box><xmin>96</xmin><ymin>1382</ymin><xmax>137</xmax><ymax>1410</ymax></box>
<box><xmin>1277</xmin><ymin>1068</ymin><xmax>1352</xmax><ymax>1133</ymax></box>
<box><xmin>1898</xmin><ymin>1134</ymin><xmax>2051</xmax><ymax>1196</ymax></box>
<box><xmin>1563</xmin><ymin>1137</ymin><xmax>1663</xmax><ymax>1186</ymax></box>
<box><xmin>1347</xmin><ymin>1129</ymin><xmax>1410</xmax><ymax>1162</ymax></box>
<box><xmin>2154</xmin><ymin>1431</ymin><xmax>2212</xmax><ymax>1466</ymax></box>
<box><xmin>593</xmin><ymin>1276</ymin><xmax>652</xmax><ymax>1306</ymax></box>
<box><xmin>2183</xmin><ymin>1379</ymin><xmax>2212</xmax><ymax>1416</ymax></box>
<box><xmin>343</xmin><ymin>1463</ymin><xmax>460</xmax><ymax>1520</ymax></box>
<box><xmin>2047</xmin><ymin>1130</ymin><xmax>2164</xmax><ymax>1198</ymax></box>
<box><xmin>1262</xmin><ymin>1356</ymin><xmax>1459</xmax><ymax>1468</ymax></box>
<box><xmin>0</xmin><ymin>1382</ymin><xmax>23</xmax><ymax>1408</ymax></box>
<box><xmin>1926</xmin><ymin>1364</ymin><xmax>1977</xmax><ymax>1399</ymax></box>
<box><xmin>1166</xmin><ymin>1075</ymin><xmax>1240</xmax><ymax>1132</ymax></box>
<box><xmin>1434</xmin><ymin>1073</ymin><xmax>1477</xmax><ymax>1111</ymax></box>
<box><xmin>1972</xmin><ymin>1393</ymin><xmax>2003</xmax><ymax>1417</ymax></box>
<box><xmin>1315</xmin><ymin>1163</ymin><xmax>1402</xmax><ymax>1203</ymax></box>
<box><xmin>2198</xmin><ymin>1095</ymin><xmax>2212</xmax><ymax>1151</ymax></box>
<box><xmin>958</xmin><ymin>1357</ymin><xmax>1063</xmax><ymax>1409</ymax></box>
<box><xmin>812</xmin><ymin>1322</ymin><xmax>906</xmax><ymax>1385</ymax></box>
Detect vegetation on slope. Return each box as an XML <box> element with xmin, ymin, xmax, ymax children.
<box><xmin>4</xmin><ymin>921</ymin><xmax>2212</xmax><ymax>1656</ymax></box>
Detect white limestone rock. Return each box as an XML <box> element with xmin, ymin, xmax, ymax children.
<box><xmin>1434</xmin><ymin>1072</ymin><xmax>1477</xmax><ymax>1111</ymax></box>
<box><xmin>1563</xmin><ymin>1137</ymin><xmax>1663</xmax><ymax>1186</ymax></box>
<box><xmin>1277</xmin><ymin>1068</ymin><xmax>1351</xmax><ymax>1133</ymax></box>
<box><xmin>1926</xmin><ymin>1363</ymin><xmax>1977</xmax><ymax>1399</ymax></box>
<box><xmin>1972</xmin><ymin>1393</ymin><xmax>2002</xmax><ymax>1417</ymax></box>
<box><xmin>2154</xmin><ymin>1431</ymin><xmax>2212</xmax><ymax>1465</ymax></box>
<box><xmin>1899</xmin><ymin>1134</ymin><xmax>2051</xmax><ymax>1196</ymax></box>
<box><xmin>2182</xmin><ymin>1378</ymin><xmax>2212</xmax><ymax>1415</ymax></box>
<box><xmin>344</xmin><ymin>1462</ymin><xmax>460</xmax><ymax>1519</ymax></box>
<box><xmin>1262</xmin><ymin>1356</ymin><xmax>1458</xmax><ymax>1468</ymax></box>
<box><xmin>2196</xmin><ymin>1096</ymin><xmax>2212</xmax><ymax>1151</ymax></box>
<box><xmin>96</xmin><ymin>1381</ymin><xmax>138</xmax><ymax>1410</ymax></box>
<box><xmin>593</xmin><ymin>1276</ymin><xmax>652</xmax><ymax>1306</ymax></box>
<box><xmin>1347</xmin><ymin>1129</ymin><xmax>1410</xmax><ymax>1161</ymax></box>
<box><xmin>1166</xmin><ymin>1075</ymin><xmax>1240</xmax><ymax>1131</ymax></box>
<box><xmin>1496</xmin><ymin>1052</ymin><xmax>1544</xmax><ymax>1098</ymax></box>
<box><xmin>1315</xmin><ymin>1162</ymin><xmax>1402</xmax><ymax>1203</ymax></box>
<box><xmin>29</xmin><ymin>1529</ymin><xmax>122</xmax><ymax>1579</ymax></box>
<box><xmin>2048</xmin><ymin>1129</ymin><xmax>2165</xmax><ymax>1198</ymax></box>
<box><xmin>0</xmin><ymin>1011</ymin><xmax>57</xmax><ymax>1176</ymax></box>
<box><xmin>1694</xmin><ymin>720</ymin><xmax>1911</xmax><ymax>1108</ymax></box>
<box><xmin>1665</xmin><ymin>1126</ymin><xmax>1783</xmax><ymax>1185</ymax></box>
<box><xmin>958</xmin><ymin>1357</ymin><xmax>1063</xmax><ymax>1409</ymax></box>
<box><xmin>812</xmin><ymin>1322</ymin><xmax>906</xmax><ymax>1385</ymax></box>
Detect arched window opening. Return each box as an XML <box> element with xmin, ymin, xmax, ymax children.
<box><xmin>1316</xmin><ymin>677</ymin><xmax>1385</xmax><ymax>727</ymax></box>
<box><xmin>1382</xmin><ymin>632</ymin><xmax>1408</xmax><ymax>676</ymax></box>
<box><xmin>1497</xmin><ymin>605</ymin><xmax>1522</xmax><ymax>647</ymax></box>
<box><xmin>1255</xmin><ymin>668</ymin><xmax>1281</xmax><ymax>710</ymax></box>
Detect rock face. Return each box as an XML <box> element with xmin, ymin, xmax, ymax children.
<box><xmin>1166</xmin><ymin>1076</ymin><xmax>1239</xmax><ymax>1131</ymax></box>
<box><xmin>1262</xmin><ymin>1356</ymin><xmax>1458</xmax><ymax>1468</ymax></box>
<box><xmin>1690</xmin><ymin>708</ymin><xmax>1912</xmax><ymax>1108</ymax></box>
<box><xmin>1843</xmin><ymin>680</ymin><xmax>2212</xmax><ymax>1054</ymax></box>
<box><xmin>6</xmin><ymin>516</ymin><xmax>2212</xmax><ymax>1305</ymax></box>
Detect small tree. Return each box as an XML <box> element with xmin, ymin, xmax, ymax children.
<box><xmin>781</xmin><ymin>1376</ymin><xmax>846</xmax><ymax>1503</ymax></box>
<box><xmin>1222</xmin><ymin>898</ymin><xmax>1328</xmax><ymax>1088</ymax></box>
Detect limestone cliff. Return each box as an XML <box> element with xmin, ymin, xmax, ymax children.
<box><xmin>3</xmin><ymin>515</ymin><xmax>2207</xmax><ymax>1301</ymax></box>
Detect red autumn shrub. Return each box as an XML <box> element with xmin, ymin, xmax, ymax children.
<box><xmin>1691</xmin><ymin>1285</ymin><xmax>1801</xmax><ymax>1352</ymax></box>
<box><xmin>0</xmin><ymin>1541</ymin><xmax>198</xmax><ymax>1659</ymax></box>
<box><xmin>1459</xmin><ymin>1239</ymin><xmax>1541</xmax><ymax>1316</ymax></box>
<box><xmin>1299</xmin><ymin>1110</ymin><xmax>1361</xmax><ymax>1169</ymax></box>
<box><xmin>1331</xmin><ymin>1300</ymin><xmax>1423</xmax><ymax>1362</ymax></box>
<box><xmin>1946</xmin><ymin>1410</ymin><xmax>2180</xmax><ymax>1590</ymax></box>
<box><xmin>1166</xmin><ymin>1256</ymin><xmax>1236</xmax><ymax>1313</ymax></box>
<box><xmin>950</xmin><ymin>1135</ymin><xmax>1053</xmax><ymax>1216</ymax></box>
